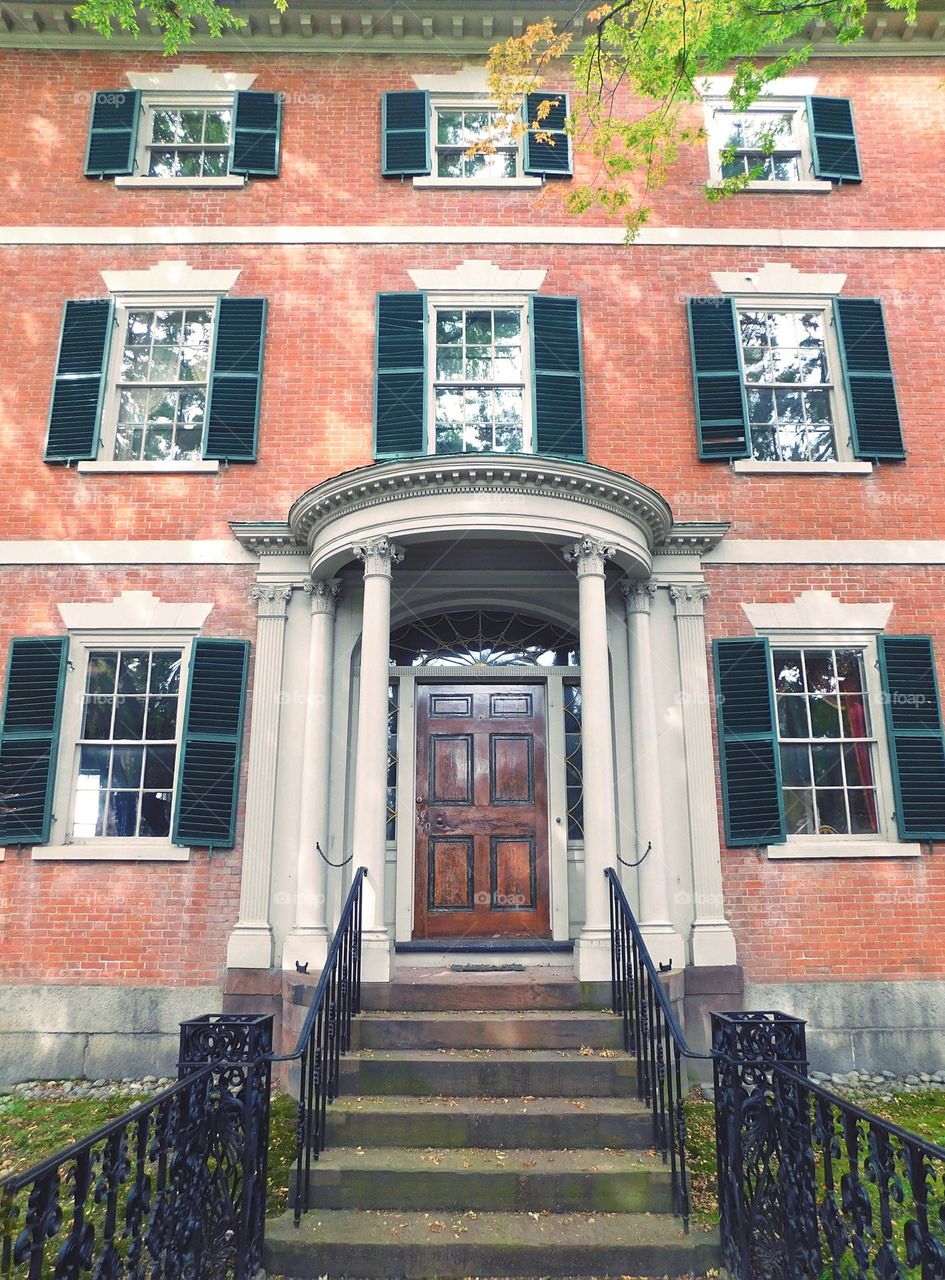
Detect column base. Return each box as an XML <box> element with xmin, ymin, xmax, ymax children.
<box><xmin>282</xmin><ymin>928</ymin><xmax>330</xmax><ymax>974</ymax></box>
<box><xmin>360</xmin><ymin>930</ymin><xmax>393</xmax><ymax>983</ymax></box>
<box><xmin>225</xmin><ymin>924</ymin><xmax>273</xmax><ymax>970</ymax></box>
<box><xmin>573</xmin><ymin>931</ymin><xmax>613</xmax><ymax>982</ymax></box>
<box><xmin>691</xmin><ymin>921</ymin><xmax>738</xmax><ymax>967</ymax></box>
<box><xmin>638</xmin><ymin>923</ymin><xmax>686</xmax><ymax>972</ymax></box>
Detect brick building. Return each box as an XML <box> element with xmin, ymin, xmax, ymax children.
<box><xmin>1</xmin><ymin>0</ymin><xmax>944</xmax><ymax>1084</ymax></box>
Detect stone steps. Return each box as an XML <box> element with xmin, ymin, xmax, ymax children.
<box><xmin>337</xmin><ymin>1050</ymin><xmax>637</xmax><ymax>1098</ymax></box>
<box><xmin>352</xmin><ymin>1010</ymin><xmax>625</xmax><ymax>1051</ymax></box>
<box><xmin>359</xmin><ymin>979</ymin><xmax>610</xmax><ymax>1012</ymax></box>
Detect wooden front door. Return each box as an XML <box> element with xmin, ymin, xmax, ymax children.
<box><xmin>413</xmin><ymin>683</ymin><xmax>551</xmax><ymax>940</ymax></box>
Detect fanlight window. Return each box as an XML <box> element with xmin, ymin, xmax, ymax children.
<box><xmin>389</xmin><ymin>611</ymin><xmax>579</xmax><ymax>668</ymax></box>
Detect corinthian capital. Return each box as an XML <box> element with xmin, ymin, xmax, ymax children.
<box><xmin>621</xmin><ymin>581</ymin><xmax>658</xmax><ymax>615</ymax></box>
<box><xmin>353</xmin><ymin>536</ymin><xmax>405</xmax><ymax>578</ymax></box>
<box><xmin>563</xmin><ymin>537</ymin><xmax>616</xmax><ymax>577</ymax></box>
<box><xmin>669</xmin><ymin>583</ymin><xmax>711</xmax><ymax>618</ymax></box>
<box><xmin>250</xmin><ymin>583</ymin><xmax>294</xmax><ymax>618</ymax></box>
<box><xmin>305</xmin><ymin>579</ymin><xmax>342</xmax><ymax>615</ymax></box>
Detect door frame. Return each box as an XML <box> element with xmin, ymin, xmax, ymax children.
<box><xmin>391</xmin><ymin>665</ymin><xmax>578</xmax><ymax>944</ymax></box>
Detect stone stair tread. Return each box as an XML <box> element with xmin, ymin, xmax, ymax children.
<box><xmin>311</xmin><ymin>1147</ymin><xmax>665</xmax><ymax>1173</ymax></box>
<box><xmin>331</xmin><ymin>1095</ymin><xmax>649</xmax><ymax>1116</ymax></box>
<box><xmin>345</xmin><ymin>1049</ymin><xmax>628</xmax><ymax>1062</ymax></box>
<box><xmin>357</xmin><ymin>1010</ymin><xmax>616</xmax><ymax>1020</ymax></box>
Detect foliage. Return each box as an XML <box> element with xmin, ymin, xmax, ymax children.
<box><xmin>486</xmin><ymin>0</ymin><xmax>916</xmax><ymax>237</ymax></box>
<box><xmin>72</xmin><ymin>0</ymin><xmax>285</xmax><ymax>56</ymax></box>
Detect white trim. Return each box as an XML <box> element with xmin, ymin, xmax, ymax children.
<box><xmin>767</xmin><ymin>839</ymin><xmax>922</xmax><ymax>860</ymax></box>
<box><xmin>712</xmin><ymin>261</ymin><xmax>847</xmax><ymax>296</ymax></box>
<box><xmin>100</xmin><ymin>262</ymin><xmax>240</xmax><ymax>294</ymax></box>
<box><xmin>413</xmin><ymin>176</ymin><xmax>543</xmax><ymax>189</ymax></box>
<box><xmin>32</xmin><ymin>842</ymin><xmax>192</xmax><ymax>861</ymax></box>
<box><xmin>698</xmin><ymin>75</ymin><xmax>822</xmax><ymax>98</ymax></box>
<box><xmin>742</xmin><ymin>591</ymin><xmax>892</xmax><ymax>632</ymax></box>
<box><xmin>408</xmin><ymin>260</ymin><xmax>546</xmax><ymax>292</ymax></box>
<box><xmin>706</xmin><ymin>180</ymin><xmax>832</xmax><ymax>194</ymax></box>
<box><xmin>0</xmin><ymin>541</ymin><xmax>254</xmax><ymax>565</ymax></box>
<box><xmin>706</xmin><ymin>541</ymin><xmax>945</xmax><ymax>565</ymax></box>
<box><xmin>411</xmin><ymin>67</ymin><xmax>490</xmax><ymax>93</ymax></box>
<box><xmin>703</xmin><ymin>95</ymin><xmax>819</xmax><ymax>193</ymax></box>
<box><xmin>733</xmin><ymin>460</ymin><xmax>872</xmax><ymax>474</ymax></box>
<box><xmin>126</xmin><ymin>66</ymin><xmax>256</xmax><ymax>92</ymax></box>
<box><xmin>77</xmin><ymin>460</ymin><xmax>221</xmax><ymax>474</ymax></box>
<box><xmin>57</xmin><ymin>591</ymin><xmax>212</xmax><ymax>631</ymax></box>
<box><xmin>115</xmin><ymin>176</ymin><xmax>246</xmax><ymax>189</ymax></box>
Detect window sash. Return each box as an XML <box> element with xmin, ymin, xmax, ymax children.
<box><xmin>136</xmin><ymin>95</ymin><xmax>234</xmax><ymax>179</ymax></box>
<box><xmin>430</xmin><ymin>100</ymin><xmax>522</xmax><ymax>182</ymax></box>
<box><xmin>709</xmin><ymin>101</ymin><xmax>813</xmax><ymax>184</ymax></box>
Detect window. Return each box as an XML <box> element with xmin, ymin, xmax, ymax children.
<box><xmin>738</xmin><ymin>308</ymin><xmax>841</xmax><ymax>463</ymax></box>
<box><xmin>711</xmin><ymin>104</ymin><xmax>808</xmax><ymax>184</ymax></box>
<box><xmin>772</xmin><ymin>646</ymin><xmax>879</xmax><ymax>837</ymax></box>
<box><xmin>73</xmin><ymin>648</ymin><xmax>183</xmax><ymax>840</ymax></box>
<box><xmin>432</xmin><ymin>303</ymin><xmax>527</xmax><ymax>454</ymax></box>
<box><xmin>433</xmin><ymin>103</ymin><xmax>520</xmax><ymax>181</ymax></box>
<box><xmin>141</xmin><ymin>99</ymin><xmax>233</xmax><ymax>178</ymax></box>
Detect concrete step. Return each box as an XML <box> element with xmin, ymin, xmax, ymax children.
<box><xmin>352</xmin><ymin>1010</ymin><xmax>624</xmax><ymax>1051</ymax></box>
<box><xmin>296</xmin><ymin>1146</ymin><xmax>674</xmax><ymax>1214</ymax></box>
<box><xmin>360</xmin><ymin>979</ymin><xmax>610</xmax><ymax>1013</ymax></box>
<box><xmin>325</xmin><ymin>1095</ymin><xmax>655</xmax><ymax>1150</ymax></box>
<box><xmin>265</xmin><ymin>1208</ymin><xmax>720</xmax><ymax>1278</ymax></box>
<box><xmin>337</xmin><ymin>1050</ymin><xmax>636</xmax><ymax>1098</ymax></box>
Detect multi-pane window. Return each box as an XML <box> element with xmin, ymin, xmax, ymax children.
<box><xmin>434</xmin><ymin>307</ymin><xmax>526</xmax><ymax>454</ymax></box>
<box><xmin>73</xmin><ymin>649</ymin><xmax>183</xmax><ymax>839</ymax></box>
<box><xmin>434</xmin><ymin>107</ymin><xmax>518</xmax><ymax>180</ymax></box>
<box><xmin>115</xmin><ymin>307</ymin><xmax>214</xmax><ymax>461</ymax></box>
<box><xmin>738</xmin><ymin>310</ymin><xmax>837</xmax><ymax>463</ymax></box>
<box><xmin>714</xmin><ymin>108</ymin><xmax>803</xmax><ymax>182</ymax></box>
<box><xmin>772</xmin><ymin>646</ymin><xmax>879</xmax><ymax>837</ymax></box>
<box><xmin>145</xmin><ymin>104</ymin><xmax>233</xmax><ymax>178</ymax></box>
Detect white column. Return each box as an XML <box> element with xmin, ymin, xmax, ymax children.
<box><xmin>564</xmin><ymin>537</ymin><xmax>618</xmax><ymax>981</ymax></box>
<box><xmin>226</xmin><ymin>583</ymin><xmax>294</xmax><ymax>970</ymax></box>
<box><xmin>351</xmin><ymin>536</ymin><xmax>403</xmax><ymax>982</ymax></box>
<box><xmin>669</xmin><ymin>584</ymin><xmax>738</xmax><ymax>967</ymax></box>
<box><xmin>283</xmin><ymin>579</ymin><xmax>341</xmax><ymax>973</ymax></box>
<box><xmin>622</xmin><ymin>583</ymin><xmax>685</xmax><ymax>970</ymax></box>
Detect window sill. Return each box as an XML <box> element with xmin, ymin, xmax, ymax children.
<box><xmin>413</xmin><ymin>176</ymin><xmax>544</xmax><ymax>189</ymax></box>
<box><xmin>114</xmin><ymin>176</ymin><xmax>246</xmax><ymax>189</ymax></box>
<box><xmin>76</xmin><ymin>460</ymin><xmax>221</xmax><ymax>474</ymax></box>
<box><xmin>733</xmin><ymin>460</ymin><xmax>873</xmax><ymax>475</ymax></box>
<box><xmin>767</xmin><ymin>839</ymin><xmax>921</xmax><ymax>860</ymax></box>
<box><xmin>707</xmin><ymin>179</ymin><xmax>832</xmax><ymax>194</ymax></box>
<box><xmin>31</xmin><ymin>842</ymin><xmax>191</xmax><ymax>861</ymax></box>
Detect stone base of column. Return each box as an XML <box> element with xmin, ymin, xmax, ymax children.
<box><xmin>638</xmin><ymin>923</ymin><xmax>686</xmax><ymax>972</ymax></box>
<box><xmin>574</xmin><ymin>931</ymin><xmax>612</xmax><ymax>982</ymax></box>
<box><xmin>360</xmin><ymin>930</ymin><xmax>393</xmax><ymax>983</ymax></box>
<box><xmin>281</xmin><ymin>928</ymin><xmax>330</xmax><ymax>973</ymax></box>
<box><xmin>691</xmin><ymin>921</ymin><xmax>738</xmax><ymax>967</ymax></box>
<box><xmin>225</xmin><ymin>924</ymin><xmax>273</xmax><ymax>970</ymax></box>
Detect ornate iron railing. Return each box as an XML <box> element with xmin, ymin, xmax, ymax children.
<box><xmin>0</xmin><ymin>1012</ymin><xmax>273</xmax><ymax>1280</ymax></box>
<box><xmin>272</xmin><ymin>865</ymin><xmax>366</xmax><ymax>1226</ymax></box>
<box><xmin>606</xmin><ymin>867</ymin><xmax>709</xmax><ymax>1230</ymax></box>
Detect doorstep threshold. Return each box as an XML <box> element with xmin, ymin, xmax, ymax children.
<box><xmin>394</xmin><ymin>940</ymin><xmax>574</xmax><ymax>954</ymax></box>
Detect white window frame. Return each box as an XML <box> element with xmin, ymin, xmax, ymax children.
<box><xmin>425</xmin><ymin>291</ymin><xmax>533</xmax><ymax>457</ymax></box>
<box><xmin>79</xmin><ymin>291</ymin><xmax>221</xmax><ymax>475</ymax></box>
<box><xmin>36</xmin><ymin>631</ymin><xmax>196</xmax><ymax>861</ymax></box>
<box><xmin>704</xmin><ymin>96</ymin><xmax>831</xmax><ymax>194</ymax></box>
<box><xmin>730</xmin><ymin>292</ymin><xmax>871</xmax><ymax>475</ymax></box>
<box><xmin>761</xmin><ymin>630</ymin><xmax>920</xmax><ymax>860</ymax></box>
<box><xmin>415</xmin><ymin>95</ymin><xmax>542</xmax><ymax>190</ymax></box>
<box><xmin>115</xmin><ymin>91</ymin><xmax>246</xmax><ymax>189</ymax></box>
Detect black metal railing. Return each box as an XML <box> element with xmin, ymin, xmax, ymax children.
<box><xmin>271</xmin><ymin>865</ymin><xmax>366</xmax><ymax>1226</ymax></box>
<box><xmin>606</xmin><ymin>867</ymin><xmax>709</xmax><ymax>1230</ymax></box>
<box><xmin>0</xmin><ymin>1013</ymin><xmax>273</xmax><ymax>1280</ymax></box>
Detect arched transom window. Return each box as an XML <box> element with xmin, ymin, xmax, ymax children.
<box><xmin>389</xmin><ymin>610</ymin><xmax>579</xmax><ymax>668</ymax></box>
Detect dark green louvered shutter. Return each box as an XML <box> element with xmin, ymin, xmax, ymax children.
<box><xmin>45</xmin><ymin>298</ymin><xmax>114</xmax><ymax>463</ymax></box>
<box><xmin>687</xmin><ymin>298</ymin><xmax>750</xmax><ymax>460</ymax></box>
<box><xmin>0</xmin><ymin>637</ymin><xmax>69</xmax><ymax>845</ymax></box>
<box><xmin>85</xmin><ymin>90</ymin><xmax>140</xmax><ymax>177</ymax></box>
<box><xmin>230</xmin><ymin>91</ymin><xmax>282</xmax><ymax>177</ymax></box>
<box><xmin>713</xmin><ymin>638</ymin><xmax>786</xmax><ymax>847</ymax></box>
<box><xmin>523</xmin><ymin>92</ymin><xmax>572</xmax><ymax>177</ymax></box>
<box><xmin>878</xmin><ymin>636</ymin><xmax>945</xmax><ymax>840</ymax></box>
<box><xmin>381</xmin><ymin>91</ymin><xmax>430</xmax><ymax>177</ymax></box>
<box><xmin>833</xmin><ymin>298</ymin><xmax>904</xmax><ymax>460</ymax></box>
<box><xmin>204</xmin><ymin>298</ymin><xmax>267</xmax><ymax>462</ymax></box>
<box><xmin>530</xmin><ymin>295</ymin><xmax>585</xmax><ymax>459</ymax></box>
<box><xmin>173</xmin><ymin>638</ymin><xmax>249</xmax><ymax>848</ymax></box>
<box><xmin>375</xmin><ymin>293</ymin><xmax>426</xmax><ymax>458</ymax></box>
<box><xmin>807</xmin><ymin>97</ymin><xmax>861</xmax><ymax>183</ymax></box>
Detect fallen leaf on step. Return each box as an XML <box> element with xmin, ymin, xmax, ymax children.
<box><xmin>579</xmin><ymin>1045</ymin><xmax>594</xmax><ymax>1056</ymax></box>
<box><xmin>599</xmin><ymin>1048</ymin><xmax>619</xmax><ymax>1058</ymax></box>
<box><xmin>521</xmin><ymin>1094</ymin><xmax>535</xmax><ymax>1102</ymax></box>
<box><xmin>429</xmin><ymin>1221</ymin><xmax>445</xmax><ymax>1233</ymax></box>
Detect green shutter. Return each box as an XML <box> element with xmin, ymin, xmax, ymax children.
<box><xmin>45</xmin><ymin>298</ymin><xmax>114</xmax><ymax>463</ymax></box>
<box><xmin>523</xmin><ymin>92</ymin><xmax>572</xmax><ymax>177</ymax></box>
<box><xmin>172</xmin><ymin>638</ymin><xmax>249</xmax><ymax>848</ymax></box>
<box><xmin>204</xmin><ymin>297</ymin><xmax>267</xmax><ymax>462</ymax></box>
<box><xmin>713</xmin><ymin>638</ymin><xmax>786</xmax><ymax>847</ymax></box>
<box><xmin>230</xmin><ymin>91</ymin><xmax>282</xmax><ymax>177</ymax></box>
<box><xmin>833</xmin><ymin>298</ymin><xmax>904</xmax><ymax>460</ymax></box>
<box><xmin>807</xmin><ymin>96</ymin><xmax>861</xmax><ymax>183</ymax></box>
<box><xmin>0</xmin><ymin>637</ymin><xmax>69</xmax><ymax>845</ymax></box>
<box><xmin>381</xmin><ymin>91</ymin><xmax>430</xmax><ymax>177</ymax></box>
<box><xmin>530</xmin><ymin>295</ymin><xmax>585</xmax><ymax>459</ymax></box>
<box><xmin>878</xmin><ymin>636</ymin><xmax>945</xmax><ymax>840</ymax></box>
<box><xmin>85</xmin><ymin>90</ymin><xmax>140</xmax><ymax>177</ymax></box>
<box><xmin>687</xmin><ymin>298</ymin><xmax>750</xmax><ymax>460</ymax></box>
<box><xmin>374</xmin><ymin>293</ymin><xmax>426</xmax><ymax>458</ymax></box>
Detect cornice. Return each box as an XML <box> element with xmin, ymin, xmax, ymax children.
<box><xmin>230</xmin><ymin>520</ymin><xmax>300</xmax><ymax>555</ymax></box>
<box><xmin>661</xmin><ymin>522</ymin><xmax>731</xmax><ymax>556</ymax></box>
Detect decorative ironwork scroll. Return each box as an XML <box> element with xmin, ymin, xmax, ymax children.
<box><xmin>389</xmin><ymin>609</ymin><xmax>579</xmax><ymax>668</ymax></box>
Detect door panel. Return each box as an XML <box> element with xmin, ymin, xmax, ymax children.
<box><xmin>414</xmin><ymin>682</ymin><xmax>550</xmax><ymax>939</ymax></box>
